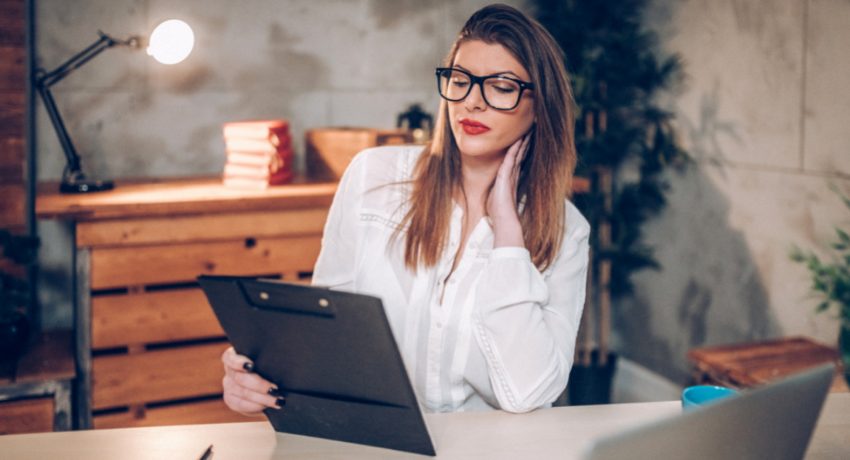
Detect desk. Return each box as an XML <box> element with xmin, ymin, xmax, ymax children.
<box><xmin>1</xmin><ymin>395</ymin><xmax>847</xmax><ymax>459</ymax></box>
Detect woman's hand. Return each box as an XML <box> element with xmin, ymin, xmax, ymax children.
<box><xmin>487</xmin><ymin>134</ymin><xmax>530</xmax><ymax>248</ymax></box>
<box><xmin>221</xmin><ymin>346</ymin><xmax>283</xmax><ymax>416</ymax></box>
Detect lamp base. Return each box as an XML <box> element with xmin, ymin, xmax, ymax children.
<box><xmin>59</xmin><ymin>178</ymin><xmax>114</xmax><ymax>194</ymax></box>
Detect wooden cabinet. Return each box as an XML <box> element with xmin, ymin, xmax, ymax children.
<box><xmin>37</xmin><ymin>177</ymin><xmax>336</xmax><ymax>428</ymax></box>
<box><xmin>0</xmin><ymin>397</ymin><xmax>54</xmax><ymax>435</ymax></box>
<box><xmin>0</xmin><ymin>331</ymin><xmax>74</xmax><ymax>434</ymax></box>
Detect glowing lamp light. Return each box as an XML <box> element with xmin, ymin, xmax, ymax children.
<box><xmin>147</xmin><ymin>19</ymin><xmax>195</xmax><ymax>65</ymax></box>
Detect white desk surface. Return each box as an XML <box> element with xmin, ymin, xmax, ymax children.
<box><xmin>2</xmin><ymin>394</ymin><xmax>847</xmax><ymax>459</ymax></box>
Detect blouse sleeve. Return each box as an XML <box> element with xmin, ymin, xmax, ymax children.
<box><xmin>472</xmin><ymin>203</ymin><xmax>590</xmax><ymax>413</ymax></box>
<box><xmin>311</xmin><ymin>154</ymin><xmax>365</xmax><ymax>291</ymax></box>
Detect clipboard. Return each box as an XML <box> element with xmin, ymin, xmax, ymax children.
<box><xmin>197</xmin><ymin>275</ymin><xmax>436</xmax><ymax>456</ymax></box>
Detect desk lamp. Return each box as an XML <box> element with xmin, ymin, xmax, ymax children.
<box><xmin>35</xmin><ymin>19</ymin><xmax>194</xmax><ymax>193</ymax></box>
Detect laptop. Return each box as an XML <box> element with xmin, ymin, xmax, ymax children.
<box><xmin>582</xmin><ymin>363</ymin><xmax>835</xmax><ymax>460</ymax></box>
<box><xmin>198</xmin><ymin>275</ymin><xmax>436</xmax><ymax>456</ymax></box>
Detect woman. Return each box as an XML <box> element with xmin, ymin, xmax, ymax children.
<box><xmin>221</xmin><ymin>3</ymin><xmax>589</xmax><ymax>414</ymax></box>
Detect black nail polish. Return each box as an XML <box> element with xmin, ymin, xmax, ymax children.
<box><xmin>276</xmin><ymin>397</ymin><xmax>286</xmax><ymax>408</ymax></box>
<box><xmin>267</xmin><ymin>387</ymin><xmax>281</xmax><ymax>397</ymax></box>
<box><xmin>242</xmin><ymin>362</ymin><xmax>254</xmax><ymax>372</ymax></box>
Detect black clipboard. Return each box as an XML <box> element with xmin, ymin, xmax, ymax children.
<box><xmin>197</xmin><ymin>275</ymin><xmax>436</xmax><ymax>456</ymax></box>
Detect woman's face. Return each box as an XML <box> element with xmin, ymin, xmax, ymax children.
<box><xmin>447</xmin><ymin>39</ymin><xmax>535</xmax><ymax>162</ymax></box>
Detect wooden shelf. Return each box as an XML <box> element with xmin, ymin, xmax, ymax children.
<box><xmin>36</xmin><ymin>176</ymin><xmax>338</xmax><ymax>221</ymax></box>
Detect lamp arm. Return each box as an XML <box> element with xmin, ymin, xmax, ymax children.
<box><xmin>36</xmin><ymin>32</ymin><xmax>138</xmax><ymax>88</ymax></box>
<box><xmin>36</xmin><ymin>82</ymin><xmax>81</xmax><ymax>175</ymax></box>
<box><xmin>34</xmin><ymin>31</ymin><xmax>138</xmax><ymax>188</ymax></box>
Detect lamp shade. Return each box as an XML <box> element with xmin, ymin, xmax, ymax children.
<box><xmin>146</xmin><ymin>19</ymin><xmax>194</xmax><ymax>65</ymax></box>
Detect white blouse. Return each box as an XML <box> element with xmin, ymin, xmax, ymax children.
<box><xmin>312</xmin><ymin>145</ymin><xmax>590</xmax><ymax>413</ymax></box>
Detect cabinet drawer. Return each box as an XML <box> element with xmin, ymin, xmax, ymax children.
<box><xmin>92</xmin><ymin>287</ymin><xmax>224</xmax><ymax>350</ymax></box>
<box><xmin>0</xmin><ymin>397</ymin><xmax>54</xmax><ymax>435</ymax></box>
<box><xmin>92</xmin><ymin>341</ymin><xmax>228</xmax><ymax>410</ymax></box>
<box><xmin>90</xmin><ymin>235</ymin><xmax>322</xmax><ymax>289</ymax></box>
<box><xmin>78</xmin><ymin>208</ymin><xmax>329</xmax><ymax>247</ymax></box>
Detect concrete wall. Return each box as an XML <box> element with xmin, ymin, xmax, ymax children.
<box><xmin>615</xmin><ymin>0</ymin><xmax>850</xmax><ymax>383</ymax></box>
<box><xmin>34</xmin><ymin>0</ymin><xmax>521</xmax><ymax>181</ymax></box>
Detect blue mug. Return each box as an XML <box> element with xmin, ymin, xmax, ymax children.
<box><xmin>681</xmin><ymin>385</ymin><xmax>738</xmax><ymax>410</ymax></box>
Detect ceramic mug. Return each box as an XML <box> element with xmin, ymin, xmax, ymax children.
<box><xmin>681</xmin><ymin>385</ymin><xmax>738</xmax><ymax>410</ymax></box>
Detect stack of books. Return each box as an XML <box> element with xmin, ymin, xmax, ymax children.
<box><xmin>222</xmin><ymin>119</ymin><xmax>294</xmax><ymax>189</ymax></box>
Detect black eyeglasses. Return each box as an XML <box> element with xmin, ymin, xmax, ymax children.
<box><xmin>435</xmin><ymin>67</ymin><xmax>534</xmax><ymax>111</ymax></box>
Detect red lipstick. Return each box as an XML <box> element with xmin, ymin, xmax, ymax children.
<box><xmin>459</xmin><ymin>118</ymin><xmax>490</xmax><ymax>135</ymax></box>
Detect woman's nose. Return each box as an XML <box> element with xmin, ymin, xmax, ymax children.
<box><xmin>464</xmin><ymin>82</ymin><xmax>486</xmax><ymax>111</ymax></box>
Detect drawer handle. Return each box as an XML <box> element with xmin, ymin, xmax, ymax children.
<box><xmin>244</xmin><ymin>237</ymin><xmax>257</xmax><ymax>248</ymax></box>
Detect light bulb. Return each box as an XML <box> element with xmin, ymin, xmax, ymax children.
<box><xmin>146</xmin><ymin>19</ymin><xmax>194</xmax><ymax>65</ymax></box>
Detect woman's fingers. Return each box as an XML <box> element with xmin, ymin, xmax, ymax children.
<box><xmin>222</xmin><ymin>385</ymin><xmax>271</xmax><ymax>416</ymax></box>
<box><xmin>221</xmin><ymin>346</ymin><xmax>282</xmax><ymax>415</ymax></box>
<box><xmin>222</xmin><ymin>373</ymin><xmax>280</xmax><ymax>408</ymax></box>
<box><xmin>230</xmin><ymin>368</ymin><xmax>278</xmax><ymax>396</ymax></box>
<box><xmin>221</xmin><ymin>347</ymin><xmax>277</xmax><ymax>393</ymax></box>
<box><xmin>511</xmin><ymin>133</ymin><xmax>530</xmax><ymax>172</ymax></box>
<box><xmin>497</xmin><ymin>135</ymin><xmax>525</xmax><ymax>183</ymax></box>
<box><xmin>222</xmin><ymin>346</ymin><xmax>253</xmax><ymax>372</ymax></box>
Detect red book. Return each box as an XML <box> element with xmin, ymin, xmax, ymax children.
<box><xmin>222</xmin><ymin>119</ymin><xmax>294</xmax><ymax>188</ymax></box>
<box><xmin>222</xmin><ymin>119</ymin><xmax>290</xmax><ymax>142</ymax></box>
<box><xmin>225</xmin><ymin>151</ymin><xmax>276</xmax><ymax>167</ymax></box>
<box><xmin>222</xmin><ymin>147</ymin><xmax>294</xmax><ymax>188</ymax></box>
<box><xmin>225</xmin><ymin>135</ymin><xmax>291</xmax><ymax>154</ymax></box>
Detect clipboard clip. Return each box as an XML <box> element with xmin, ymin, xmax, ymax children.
<box><xmin>238</xmin><ymin>279</ymin><xmax>337</xmax><ymax>318</ymax></box>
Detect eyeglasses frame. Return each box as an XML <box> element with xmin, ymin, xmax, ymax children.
<box><xmin>435</xmin><ymin>67</ymin><xmax>535</xmax><ymax>111</ymax></box>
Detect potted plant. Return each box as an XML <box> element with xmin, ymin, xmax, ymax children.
<box><xmin>533</xmin><ymin>0</ymin><xmax>690</xmax><ymax>404</ymax></box>
<box><xmin>790</xmin><ymin>188</ymin><xmax>850</xmax><ymax>387</ymax></box>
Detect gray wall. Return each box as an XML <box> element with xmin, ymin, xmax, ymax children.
<box><xmin>35</xmin><ymin>0</ymin><xmax>513</xmax><ymax>181</ymax></box>
<box><xmin>35</xmin><ymin>0</ymin><xmax>850</xmax><ymax>384</ymax></box>
<box><xmin>615</xmin><ymin>0</ymin><xmax>850</xmax><ymax>382</ymax></box>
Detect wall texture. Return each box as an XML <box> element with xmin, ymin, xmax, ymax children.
<box><xmin>615</xmin><ymin>0</ymin><xmax>850</xmax><ymax>382</ymax></box>
<box><xmin>34</xmin><ymin>0</ymin><xmax>515</xmax><ymax>181</ymax></box>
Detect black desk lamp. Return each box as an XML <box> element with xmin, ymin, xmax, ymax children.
<box><xmin>35</xmin><ymin>20</ymin><xmax>194</xmax><ymax>193</ymax></box>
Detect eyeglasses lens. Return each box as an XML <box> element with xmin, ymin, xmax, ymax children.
<box><xmin>438</xmin><ymin>69</ymin><xmax>522</xmax><ymax>110</ymax></box>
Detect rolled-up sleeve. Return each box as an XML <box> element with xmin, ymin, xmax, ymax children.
<box><xmin>472</xmin><ymin>204</ymin><xmax>590</xmax><ymax>413</ymax></box>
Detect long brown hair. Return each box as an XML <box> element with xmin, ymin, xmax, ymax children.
<box><xmin>400</xmin><ymin>3</ymin><xmax>577</xmax><ymax>272</ymax></box>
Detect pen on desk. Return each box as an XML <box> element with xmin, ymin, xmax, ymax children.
<box><xmin>198</xmin><ymin>444</ymin><xmax>213</xmax><ymax>460</ymax></box>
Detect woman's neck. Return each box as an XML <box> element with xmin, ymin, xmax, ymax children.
<box><xmin>459</xmin><ymin>152</ymin><xmax>504</xmax><ymax>202</ymax></box>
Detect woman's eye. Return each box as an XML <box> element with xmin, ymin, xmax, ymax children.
<box><xmin>492</xmin><ymin>85</ymin><xmax>517</xmax><ymax>94</ymax></box>
<box><xmin>451</xmin><ymin>80</ymin><xmax>469</xmax><ymax>88</ymax></box>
